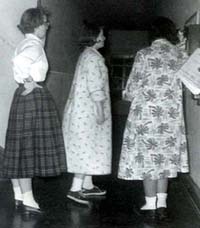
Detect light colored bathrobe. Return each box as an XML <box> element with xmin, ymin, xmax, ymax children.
<box><xmin>62</xmin><ymin>47</ymin><xmax>112</xmax><ymax>175</ymax></box>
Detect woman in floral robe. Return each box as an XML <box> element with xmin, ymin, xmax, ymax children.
<box><xmin>62</xmin><ymin>28</ymin><xmax>112</xmax><ymax>205</ymax></box>
<box><xmin>118</xmin><ymin>17</ymin><xmax>189</xmax><ymax>220</ymax></box>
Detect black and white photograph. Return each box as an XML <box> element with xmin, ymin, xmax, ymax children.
<box><xmin>0</xmin><ymin>1</ymin><xmax>200</xmax><ymax>227</ymax></box>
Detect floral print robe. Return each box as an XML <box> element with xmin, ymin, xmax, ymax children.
<box><xmin>62</xmin><ymin>47</ymin><xmax>112</xmax><ymax>175</ymax></box>
<box><xmin>118</xmin><ymin>39</ymin><xmax>189</xmax><ymax>180</ymax></box>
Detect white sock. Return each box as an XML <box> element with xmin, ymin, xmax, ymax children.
<box><xmin>23</xmin><ymin>191</ymin><xmax>39</xmax><ymax>209</ymax></box>
<box><xmin>157</xmin><ymin>193</ymin><xmax>167</xmax><ymax>208</ymax></box>
<box><xmin>141</xmin><ymin>196</ymin><xmax>156</xmax><ymax>210</ymax></box>
<box><xmin>70</xmin><ymin>177</ymin><xmax>84</xmax><ymax>192</ymax></box>
<box><xmin>82</xmin><ymin>175</ymin><xmax>94</xmax><ymax>190</ymax></box>
<box><xmin>13</xmin><ymin>186</ymin><xmax>23</xmax><ymax>201</ymax></box>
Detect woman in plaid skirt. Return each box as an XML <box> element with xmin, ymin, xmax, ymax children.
<box><xmin>2</xmin><ymin>7</ymin><xmax>67</xmax><ymax>214</ymax></box>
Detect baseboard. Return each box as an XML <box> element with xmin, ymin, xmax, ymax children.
<box><xmin>181</xmin><ymin>174</ymin><xmax>200</xmax><ymax>213</ymax></box>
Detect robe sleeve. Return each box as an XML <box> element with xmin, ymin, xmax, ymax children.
<box><xmin>123</xmin><ymin>51</ymin><xmax>145</xmax><ymax>101</ymax></box>
<box><xmin>86</xmin><ymin>54</ymin><xmax>107</xmax><ymax>102</ymax></box>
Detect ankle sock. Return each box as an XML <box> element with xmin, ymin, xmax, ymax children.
<box><xmin>157</xmin><ymin>193</ymin><xmax>167</xmax><ymax>208</ymax></box>
<box><xmin>141</xmin><ymin>196</ymin><xmax>156</xmax><ymax>210</ymax></box>
<box><xmin>23</xmin><ymin>191</ymin><xmax>39</xmax><ymax>209</ymax></box>
<box><xmin>70</xmin><ymin>177</ymin><xmax>84</xmax><ymax>192</ymax></box>
<box><xmin>82</xmin><ymin>175</ymin><xmax>94</xmax><ymax>190</ymax></box>
<box><xmin>13</xmin><ymin>186</ymin><xmax>23</xmax><ymax>201</ymax></box>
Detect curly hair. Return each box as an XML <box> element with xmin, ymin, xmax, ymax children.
<box><xmin>18</xmin><ymin>7</ymin><xmax>49</xmax><ymax>34</ymax></box>
<box><xmin>149</xmin><ymin>17</ymin><xmax>179</xmax><ymax>45</ymax></box>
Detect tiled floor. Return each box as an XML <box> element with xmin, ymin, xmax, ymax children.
<box><xmin>0</xmin><ymin>115</ymin><xmax>200</xmax><ymax>228</ymax></box>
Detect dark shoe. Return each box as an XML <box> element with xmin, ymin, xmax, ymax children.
<box><xmin>15</xmin><ymin>199</ymin><xmax>23</xmax><ymax>209</ymax></box>
<box><xmin>141</xmin><ymin>209</ymin><xmax>156</xmax><ymax>223</ymax></box>
<box><xmin>82</xmin><ymin>186</ymin><xmax>106</xmax><ymax>196</ymax></box>
<box><xmin>67</xmin><ymin>191</ymin><xmax>90</xmax><ymax>205</ymax></box>
<box><xmin>23</xmin><ymin>205</ymin><xmax>42</xmax><ymax>215</ymax></box>
<box><xmin>156</xmin><ymin>207</ymin><xmax>171</xmax><ymax>222</ymax></box>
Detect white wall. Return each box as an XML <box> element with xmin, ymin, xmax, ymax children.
<box><xmin>0</xmin><ymin>1</ymin><xmax>37</xmax><ymax>147</ymax></box>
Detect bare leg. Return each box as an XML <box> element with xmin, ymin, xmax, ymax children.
<box><xmin>143</xmin><ymin>178</ymin><xmax>157</xmax><ymax>197</ymax></box>
<box><xmin>141</xmin><ymin>178</ymin><xmax>157</xmax><ymax>210</ymax></box>
<box><xmin>157</xmin><ymin>178</ymin><xmax>168</xmax><ymax>208</ymax></box>
<box><xmin>157</xmin><ymin>178</ymin><xmax>168</xmax><ymax>193</ymax></box>
<box><xmin>19</xmin><ymin>178</ymin><xmax>39</xmax><ymax>209</ymax></box>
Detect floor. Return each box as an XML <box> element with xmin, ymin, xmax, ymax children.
<box><xmin>0</xmin><ymin>115</ymin><xmax>200</xmax><ymax>228</ymax></box>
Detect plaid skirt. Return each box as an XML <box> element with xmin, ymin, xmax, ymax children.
<box><xmin>2</xmin><ymin>84</ymin><xmax>67</xmax><ymax>178</ymax></box>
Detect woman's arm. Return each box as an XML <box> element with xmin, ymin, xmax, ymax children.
<box><xmin>21</xmin><ymin>79</ymin><xmax>42</xmax><ymax>96</ymax></box>
<box><xmin>86</xmin><ymin>53</ymin><xmax>107</xmax><ymax>124</ymax></box>
<box><xmin>94</xmin><ymin>100</ymin><xmax>105</xmax><ymax>124</ymax></box>
<box><xmin>15</xmin><ymin>43</ymin><xmax>44</xmax><ymax>96</ymax></box>
<box><xmin>123</xmin><ymin>51</ymin><xmax>145</xmax><ymax>101</ymax></box>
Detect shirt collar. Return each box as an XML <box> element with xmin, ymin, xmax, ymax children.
<box><xmin>25</xmin><ymin>33</ymin><xmax>43</xmax><ymax>45</ymax></box>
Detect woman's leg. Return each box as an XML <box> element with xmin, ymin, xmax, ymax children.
<box><xmin>82</xmin><ymin>175</ymin><xmax>94</xmax><ymax>190</ymax></box>
<box><xmin>11</xmin><ymin>179</ymin><xmax>23</xmax><ymax>202</ymax></box>
<box><xmin>70</xmin><ymin>174</ymin><xmax>85</xmax><ymax>191</ymax></box>
<box><xmin>157</xmin><ymin>178</ymin><xmax>168</xmax><ymax>208</ymax></box>
<box><xmin>67</xmin><ymin>174</ymin><xmax>89</xmax><ymax>205</ymax></box>
<box><xmin>141</xmin><ymin>178</ymin><xmax>157</xmax><ymax>210</ymax></box>
<box><xmin>155</xmin><ymin>178</ymin><xmax>170</xmax><ymax>221</ymax></box>
<box><xmin>19</xmin><ymin>178</ymin><xmax>39</xmax><ymax>209</ymax></box>
<box><xmin>82</xmin><ymin>175</ymin><xmax>106</xmax><ymax>196</ymax></box>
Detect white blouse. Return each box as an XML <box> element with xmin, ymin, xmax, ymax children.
<box><xmin>13</xmin><ymin>34</ymin><xmax>48</xmax><ymax>84</ymax></box>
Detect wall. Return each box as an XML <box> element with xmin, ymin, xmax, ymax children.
<box><xmin>157</xmin><ymin>0</ymin><xmax>200</xmax><ymax>188</ymax></box>
<box><xmin>108</xmin><ymin>30</ymin><xmax>149</xmax><ymax>56</ymax></box>
<box><xmin>41</xmin><ymin>0</ymin><xmax>83</xmax><ymax>115</ymax></box>
<box><xmin>0</xmin><ymin>0</ymin><xmax>37</xmax><ymax>147</ymax></box>
<box><xmin>156</xmin><ymin>0</ymin><xmax>200</xmax><ymax>28</ymax></box>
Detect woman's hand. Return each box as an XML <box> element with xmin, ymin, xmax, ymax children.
<box><xmin>21</xmin><ymin>81</ymin><xmax>43</xmax><ymax>96</ymax></box>
<box><xmin>94</xmin><ymin>101</ymin><xmax>105</xmax><ymax>125</ymax></box>
<box><xmin>96</xmin><ymin>110</ymin><xmax>105</xmax><ymax>125</ymax></box>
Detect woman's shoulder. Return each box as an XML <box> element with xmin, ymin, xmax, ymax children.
<box><xmin>134</xmin><ymin>47</ymin><xmax>151</xmax><ymax>61</ymax></box>
<box><xmin>84</xmin><ymin>47</ymin><xmax>99</xmax><ymax>56</ymax></box>
<box><xmin>82</xmin><ymin>47</ymin><xmax>102</xmax><ymax>61</ymax></box>
<box><xmin>20</xmin><ymin>35</ymin><xmax>41</xmax><ymax>47</ymax></box>
<box><xmin>136</xmin><ymin>45</ymin><xmax>153</xmax><ymax>56</ymax></box>
<box><xmin>15</xmin><ymin>36</ymin><xmax>43</xmax><ymax>56</ymax></box>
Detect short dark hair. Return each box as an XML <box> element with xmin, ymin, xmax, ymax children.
<box><xmin>79</xmin><ymin>24</ymin><xmax>101</xmax><ymax>47</ymax></box>
<box><xmin>149</xmin><ymin>17</ymin><xmax>179</xmax><ymax>45</ymax></box>
<box><xmin>18</xmin><ymin>7</ymin><xmax>49</xmax><ymax>34</ymax></box>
